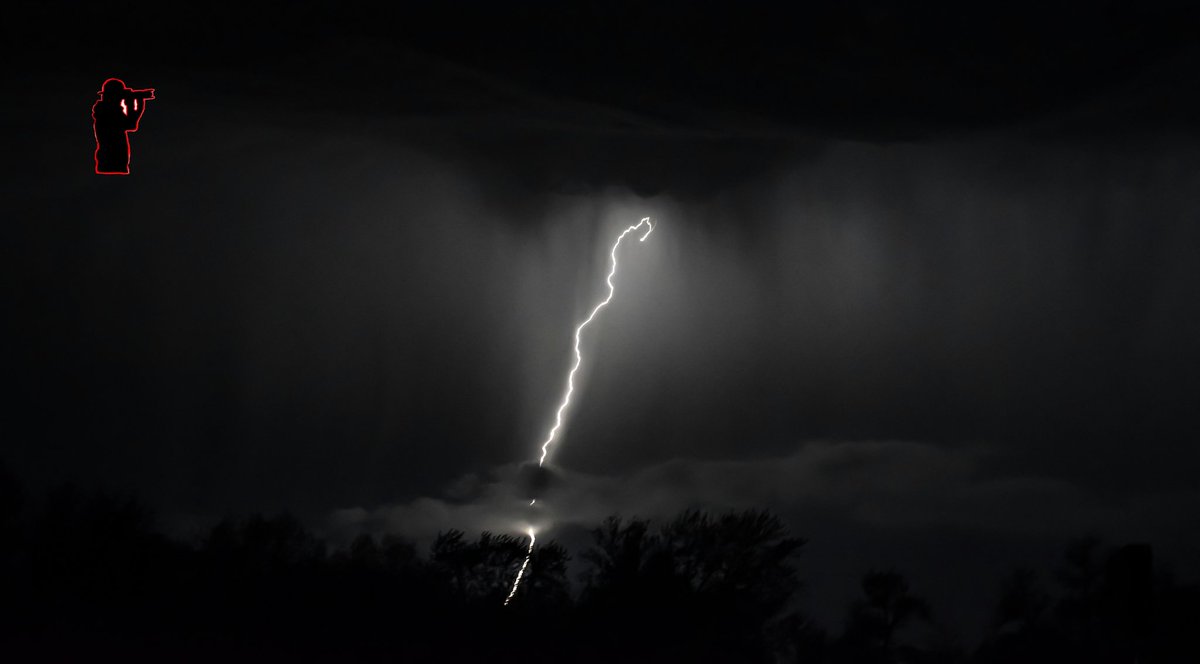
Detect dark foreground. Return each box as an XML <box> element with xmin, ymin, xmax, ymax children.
<box><xmin>1</xmin><ymin>480</ymin><xmax>1197</xmax><ymax>663</ymax></box>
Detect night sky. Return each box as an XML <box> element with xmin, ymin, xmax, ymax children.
<box><xmin>6</xmin><ymin>1</ymin><xmax>1200</xmax><ymax>641</ymax></box>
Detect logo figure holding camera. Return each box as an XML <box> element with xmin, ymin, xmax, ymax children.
<box><xmin>92</xmin><ymin>78</ymin><xmax>155</xmax><ymax>175</ymax></box>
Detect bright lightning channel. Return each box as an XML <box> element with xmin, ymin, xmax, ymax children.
<box><xmin>503</xmin><ymin>528</ymin><xmax>536</xmax><ymax>606</ymax></box>
<box><xmin>504</xmin><ymin>216</ymin><xmax>655</xmax><ymax>605</ymax></box>
<box><xmin>534</xmin><ymin>216</ymin><xmax>654</xmax><ymax>472</ymax></box>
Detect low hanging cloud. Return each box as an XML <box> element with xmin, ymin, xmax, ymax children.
<box><xmin>326</xmin><ymin>440</ymin><xmax>1195</xmax><ymax>550</ymax></box>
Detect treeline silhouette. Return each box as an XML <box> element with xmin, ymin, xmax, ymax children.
<box><xmin>1</xmin><ymin>476</ymin><xmax>1197</xmax><ymax>662</ymax></box>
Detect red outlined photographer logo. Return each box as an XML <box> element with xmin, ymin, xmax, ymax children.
<box><xmin>92</xmin><ymin>78</ymin><xmax>155</xmax><ymax>175</ymax></box>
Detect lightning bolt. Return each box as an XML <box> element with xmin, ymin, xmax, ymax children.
<box><xmin>504</xmin><ymin>216</ymin><xmax>655</xmax><ymax>605</ymax></box>
<box><xmin>535</xmin><ymin>216</ymin><xmax>654</xmax><ymax>470</ymax></box>
<box><xmin>503</xmin><ymin>529</ymin><xmax>536</xmax><ymax>606</ymax></box>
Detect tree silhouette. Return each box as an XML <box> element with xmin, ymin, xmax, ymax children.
<box><xmin>576</xmin><ymin>510</ymin><xmax>804</xmax><ymax>663</ymax></box>
<box><xmin>975</xmin><ymin>568</ymin><xmax>1057</xmax><ymax>664</ymax></box>
<box><xmin>430</xmin><ymin>529</ymin><xmax>568</xmax><ymax>606</ymax></box>
<box><xmin>6</xmin><ymin>474</ymin><xmax>1199</xmax><ymax>663</ymax></box>
<box><xmin>772</xmin><ymin>609</ymin><xmax>830</xmax><ymax>663</ymax></box>
<box><xmin>840</xmin><ymin>569</ymin><xmax>932</xmax><ymax>663</ymax></box>
<box><xmin>662</xmin><ymin>509</ymin><xmax>804</xmax><ymax>612</ymax></box>
<box><xmin>203</xmin><ymin>513</ymin><xmax>326</xmax><ymax>571</ymax></box>
<box><xmin>992</xmin><ymin>567</ymin><xmax>1050</xmax><ymax>633</ymax></box>
<box><xmin>1051</xmin><ymin>535</ymin><xmax>1107</xmax><ymax>661</ymax></box>
<box><xmin>580</xmin><ymin>516</ymin><xmax>671</xmax><ymax>597</ymax></box>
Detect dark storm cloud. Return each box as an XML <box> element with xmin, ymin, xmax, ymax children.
<box><xmin>7</xmin><ymin>63</ymin><xmax>1198</xmax><ymax>522</ymax></box>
